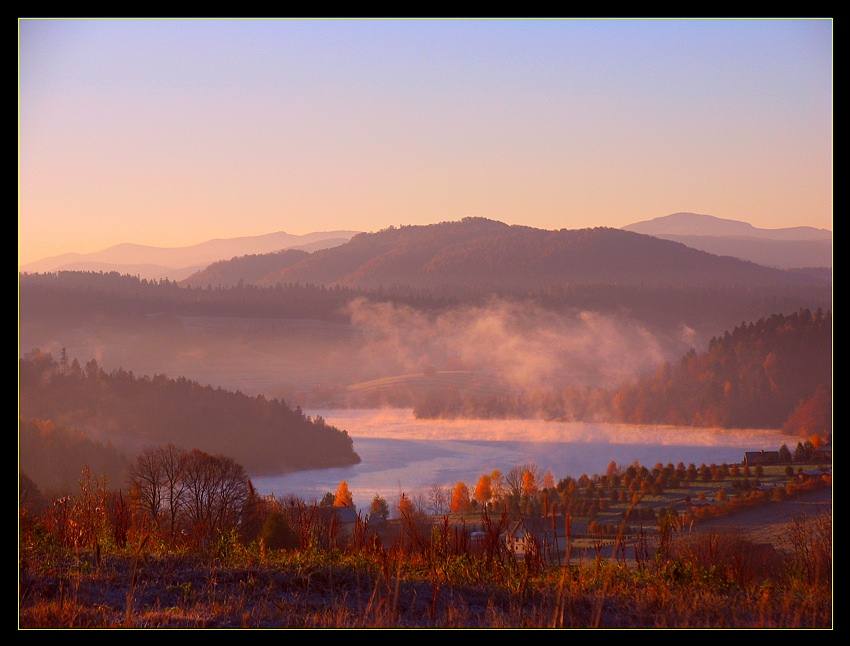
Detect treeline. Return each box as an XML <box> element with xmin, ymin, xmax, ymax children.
<box><xmin>19</xmin><ymin>349</ymin><xmax>361</xmax><ymax>490</ymax></box>
<box><xmin>19</xmin><ymin>270</ymin><xmax>365</xmax><ymax>323</ymax></box>
<box><xmin>181</xmin><ymin>248</ymin><xmax>311</xmax><ymax>288</ymax></box>
<box><xmin>19</xmin><ymin>270</ymin><xmax>830</xmax><ymax>345</ymax></box>
<box><xmin>415</xmin><ymin>309</ymin><xmax>832</xmax><ymax>433</ymax></box>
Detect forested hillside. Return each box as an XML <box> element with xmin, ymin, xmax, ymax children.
<box><xmin>180</xmin><ymin>248</ymin><xmax>311</xmax><ymax>288</ymax></box>
<box><xmin>413</xmin><ymin>309</ymin><xmax>831</xmax><ymax>434</ymax></box>
<box><xmin>19</xmin><ymin>417</ymin><xmax>129</xmax><ymax>496</ymax></box>
<box><xmin>208</xmin><ymin>218</ymin><xmax>827</xmax><ymax>290</ymax></box>
<box><xmin>18</xmin><ymin>349</ymin><xmax>361</xmax><ymax>490</ymax></box>
<box><xmin>611</xmin><ymin>309</ymin><xmax>832</xmax><ymax>430</ymax></box>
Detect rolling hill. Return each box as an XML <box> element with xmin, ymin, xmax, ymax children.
<box><xmin>200</xmin><ymin>218</ymin><xmax>825</xmax><ymax>290</ymax></box>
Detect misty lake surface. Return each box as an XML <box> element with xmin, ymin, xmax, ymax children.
<box><xmin>252</xmin><ymin>408</ymin><xmax>801</xmax><ymax>511</ymax></box>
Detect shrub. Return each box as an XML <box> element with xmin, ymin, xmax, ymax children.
<box><xmin>259</xmin><ymin>512</ymin><xmax>298</xmax><ymax>551</ymax></box>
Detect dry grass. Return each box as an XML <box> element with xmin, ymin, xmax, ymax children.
<box><xmin>19</xmin><ymin>506</ymin><xmax>832</xmax><ymax>629</ymax></box>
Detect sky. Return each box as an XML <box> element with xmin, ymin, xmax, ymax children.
<box><xmin>18</xmin><ymin>18</ymin><xmax>833</xmax><ymax>266</ymax></box>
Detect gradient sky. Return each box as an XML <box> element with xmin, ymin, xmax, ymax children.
<box><xmin>18</xmin><ymin>18</ymin><xmax>833</xmax><ymax>266</ymax></box>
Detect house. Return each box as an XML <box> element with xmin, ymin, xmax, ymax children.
<box><xmin>311</xmin><ymin>505</ymin><xmax>360</xmax><ymax>542</ymax></box>
<box><xmin>743</xmin><ymin>450</ymin><xmax>779</xmax><ymax>466</ymax></box>
<box><xmin>503</xmin><ymin>516</ymin><xmax>567</xmax><ymax>560</ymax></box>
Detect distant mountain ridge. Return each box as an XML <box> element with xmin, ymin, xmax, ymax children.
<box><xmin>20</xmin><ymin>230</ymin><xmax>360</xmax><ymax>281</ymax></box>
<box><xmin>621</xmin><ymin>212</ymin><xmax>831</xmax><ymax>269</ymax></box>
<box><xmin>20</xmin><ymin>212</ymin><xmax>831</xmax><ymax>283</ymax></box>
<box><xmin>213</xmin><ymin>217</ymin><xmax>824</xmax><ymax>290</ymax></box>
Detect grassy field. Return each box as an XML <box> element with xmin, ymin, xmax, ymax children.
<box><xmin>19</xmin><ymin>460</ymin><xmax>831</xmax><ymax>628</ymax></box>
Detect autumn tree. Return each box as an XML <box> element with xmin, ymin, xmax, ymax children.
<box><xmin>489</xmin><ymin>470</ymin><xmax>505</xmax><ymax>502</ymax></box>
<box><xmin>397</xmin><ymin>493</ymin><xmax>415</xmax><ymax>518</ymax></box>
<box><xmin>522</xmin><ymin>470</ymin><xmax>539</xmax><ymax>500</ymax></box>
<box><xmin>473</xmin><ymin>474</ymin><xmax>493</xmax><ymax>508</ymax></box>
<box><xmin>783</xmin><ymin>384</ymin><xmax>832</xmax><ymax>438</ymax></box>
<box><xmin>334</xmin><ymin>481</ymin><xmax>354</xmax><ymax>508</ymax></box>
<box><xmin>450</xmin><ymin>481</ymin><xmax>472</xmax><ymax>514</ymax></box>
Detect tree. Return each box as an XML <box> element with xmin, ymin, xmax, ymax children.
<box><xmin>783</xmin><ymin>384</ymin><xmax>832</xmax><ymax>438</ymax></box>
<box><xmin>259</xmin><ymin>511</ymin><xmax>298</xmax><ymax>550</ymax></box>
<box><xmin>333</xmin><ymin>481</ymin><xmax>354</xmax><ymax>508</ymax></box>
<box><xmin>19</xmin><ymin>471</ymin><xmax>46</xmax><ymax>516</ymax></box>
<box><xmin>489</xmin><ymin>470</ymin><xmax>505</xmax><ymax>501</ymax></box>
<box><xmin>128</xmin><ymin>444</ymin><xmax>188</xmax><ymax>542</ymax></box>
<box><xmin>506</xmin><ymin>463</ymin><xmax>541</xmax><ymax>499</ymax></box>
<box><xmin>522</xmin><ymin>470</ymin><xmax>539</xmax><ymax>500</ymax></box>
<box><xmin>450</xmin><ymin>481</ymin><xmax>472</xmax><ymax>514</ymax></box>
<box><xmin>178</xmin><ymin>449</ymin><xmax>252</xmax><ymax>546</ymax></box>
<box><xmin>428</xmin><ymin>483</ymin><xmax>449</xmax><ymax>515</ymax></box>
<box><xmin>473</xmin><ymin>474</ymin><xmax>493</xmax><ymax>508</ymax></box>
<box><xmin>397</xmin><ymin>493</ymin><xmax>415</xmax><ymax>518</ymax></box>
<box><xmin>368</xmin><ymin>495</ymin><xmax>389</xmax><ymax>521</ymax></box>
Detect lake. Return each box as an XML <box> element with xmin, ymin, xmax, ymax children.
<box><xmin>251</xmin><ymin>408</ymin><xmax>801</xmax><ymax>512</ymax></box>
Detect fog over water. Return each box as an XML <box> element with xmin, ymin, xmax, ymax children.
<box><xmin>252</xmin><ymin>408</ymin><xmax>801</xmax><ymax>511</ymax></box>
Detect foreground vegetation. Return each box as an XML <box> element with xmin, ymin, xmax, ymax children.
<box><xmin>19</xmin><ymin>464</ymin><xmax>832</xmax><ymax>628</ymax></box>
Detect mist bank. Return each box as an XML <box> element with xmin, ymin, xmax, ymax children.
<box><xmin>402</xmin><ymin>311</ymin><xmax>830</xmax><ymax>436</ymax></box>
<box><xmin>306</xmin><ymin>408</ymin><xmax>801</xmax><ymax>447</ymax></box>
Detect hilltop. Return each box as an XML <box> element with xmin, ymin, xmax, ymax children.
<box><xmin>182</xmin><ymin>217</ymin><xmax>824</xmax><ymax>291</ymax></box>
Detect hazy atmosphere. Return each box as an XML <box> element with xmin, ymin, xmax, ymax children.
<box><xmin>18</xmin><ymin>18</ymin><xmax>832</xmax><ymax>266</ymax></box>
<box><xmin>18</xmin><ymin>18</ymin><xmax>833</xmax><ymax>629</ymax></box>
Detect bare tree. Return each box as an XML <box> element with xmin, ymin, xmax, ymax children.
<box><xmin>128</xmin><ymin>444</ymin><xmax>188</xmax><ymax>542</ymax></box>
<box><xmin>428</xmin><ymin>483</ymin><xmax>449</xmax><ymax>516</ymax></box>
<box><xmin>180</xmin><ymin>449</ymin><xmax>251</xmax><ymax>546</ymax></box>
<box><xmin>129</xmin><ymin>445</ymin><xmax>251</xmax><ymax>547</ymax></box>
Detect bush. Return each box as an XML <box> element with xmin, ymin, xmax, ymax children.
<box><xmin>260</xmin><ymin>512</ymin><xmax>299</xmax><ymax>551</ymax></box>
